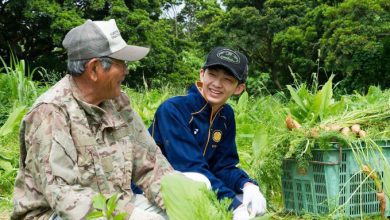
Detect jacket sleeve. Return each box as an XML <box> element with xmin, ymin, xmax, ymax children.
<box><xmin>14</xmin><ymin>104</ymin><xmax>97</xmax><ymax>219</ymax></box>
<box><xmin>209</xmin><ymin>112</ymin><xmax>257</xmax><ymax>193</ymax></box>
<box><xmin>150</xmin><ymin>101</ymin><xmax>242</xmax><ymax>209</ymax></box>
<box><xmin>127</xmin><ymin>108</ymin><xmax>174</xmax><ymax>209</ymax></box>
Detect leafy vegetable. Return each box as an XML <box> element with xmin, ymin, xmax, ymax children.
<box><xmin>87</xmin><ymin>193</ymin><xmax>127</xmax><ymax>220</ymax></box>
<box><xmin>161</xmin><ymin>173</ymin><xmax>232</xmax><ymax>220</ymax></box>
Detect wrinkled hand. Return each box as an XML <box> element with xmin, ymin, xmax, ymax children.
<box><xmin>233</xmin><ymin>205</ymin><xmax>250</xmax><ymax>220</ymax></box>
<box><xmin>242</xmin><ymin>183</ymin><xmax>267</xmax><ymax>218</ymax></box>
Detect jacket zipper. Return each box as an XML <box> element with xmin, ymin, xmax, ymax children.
<box><xmin>203</xmin><ymin>107</ymin><xmax>223</xmax><ymax>156</ymax></box>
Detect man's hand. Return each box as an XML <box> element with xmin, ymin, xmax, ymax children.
<box><xmin>129</xmin><ymin>208</ymin><xmax>165</xmax><ymax>220</ymax></box>
<box><xmin>242</xmin><ymin>183</ymin><xmax>266</xmax><ymax>217</ymax></box>
<box><xmin>233</xmin><ymin>205</ymin><xmax>250</xmax><ymax>220</ymax></box>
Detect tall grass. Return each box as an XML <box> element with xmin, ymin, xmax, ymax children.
<box><xmin>0</xmin><ymin>56</ymin><xmax>40</xmax><ymax>107</ymax></box>
<box><xmin>230</xmin><ymin>91</ymin><xmax>289</xmax><ymax>210</ymax></box>
<box><xmin>0</xmin><ymin>55</ymin><xmax>44</xmax><ymax>128</ymax></box>
<box><xmin>123</xmin><ymin>85</ymin><xmax>186</xmax><ymax>126</ymax></box>
<box><xmin>0</xmin><ymin>56</ymin><xmax>47</xmax><ymax>212</ymax></box>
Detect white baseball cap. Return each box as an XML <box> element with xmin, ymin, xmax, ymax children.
<box><xmin>62</xmin><ymin>19</ymin><xmax>149</xmax><ymax>61</ymax></box>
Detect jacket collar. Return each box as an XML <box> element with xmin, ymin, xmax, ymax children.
<box><xmin>68</xmin><ymin>75</ymin><xmax>124</xmax><ymax>128</ymax></box>
<box><xmin>188</xmin><ymin>82</ymin><xmax>225</xmax><ymax>117</ymax></box>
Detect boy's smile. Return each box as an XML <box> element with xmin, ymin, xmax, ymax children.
<box><xmin>200</xmin><ymin>67</ymin><xmax>245</xmax><ymax>110</ymax></box>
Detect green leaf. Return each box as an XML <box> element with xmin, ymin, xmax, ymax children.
<box><xmin>86</xmin><ymin>211</ymin><xmax>104</xmax><ymax>220</ymax></box>
<box><xmin>237</xmin><ymin>91</ymin><xmax>248</xmax><ymax>111</ymax></box>
<box><xmin>92</xmin><ymin>194</ymin><xmax>107</xmax><ymax>211</ymax></box>
<box><xmin>113</xmin><ymin>213</ymin><xmax>128</xmax><ymax>220</ymax></box>
<box><xmin>287</xmin><ymin>85</ymin><xmax>308</xmax><ymax>117</ymax></box>
<box><xmin>324</xmin><ymin>97</ymin><xmax>345</xmax><ymax>118</ymax></box>
<box><xmin>384</xmin><ymin>163</ymin><xmax>390</xmax><ymax>198</ymax></box>
<box><xmin>252</xmin><ymin>213</ymin><xmax>274</xmax><ymax>220</ymax></box>
<box><xmin>106</xmin><ymin>193</ymin><xmax>121</xmax><ymax>217</ymax></box>
<box><xmin>309</xmin><ymin>75</ymin><xmax>334</xmax><ymax>124</ymax></box>
<box><xmin>0</xmin><ymin>160</ymin><xmax>13</xmax><ymax>172</ymax></box>
<box><xmin>161</xmin><ymin>173</ymin><xmax>231</xmax><ymax>220</ymax></box>
<box><xmin>252</xmin><ymin>127</ymin><xmax>268</xmax><ymax>156</ymax></box>
<box><xmin>0</xmin><ymin>105</ymin><xmax>27</xmax><ymax>137</ymax></box>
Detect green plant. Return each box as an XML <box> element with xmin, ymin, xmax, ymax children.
<box><xmin>161</xmin><ymin>173</ymin><xmax>232</xmax><ymax>220</ymax></box>
<box><xmin>86</xmin><ymin>193</ymin><xmax>127</xmax><ymax>220</ymax></box>
<box><xmin>123</xmin><ymin>86</ymin><xmax>185</xmax><ymax>125</ymax></box>
<box><xmin>0</xmin><ymin>56</ymin><xmax>41</xmax><ymax>107</ymax></box>
<box><xmin>0</xmin><ymin>130</ymin><xmax>19</xmax><ymax>212</ymax></box>
<box><xmin>0</xmin><ymin>105</ymin><xmax>27</xmax><ymax>137</ymax></box>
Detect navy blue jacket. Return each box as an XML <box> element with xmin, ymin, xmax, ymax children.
<box><xmin>149</xmin><ymin>83</ymin><xmax>255</xmax><ymax>209</ymax></box>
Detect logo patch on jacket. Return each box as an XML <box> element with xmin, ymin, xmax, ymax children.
<box><xmin>212</xmin><ymin>130</ymin><xmax>222</xmax><ymax>142</ymax></box>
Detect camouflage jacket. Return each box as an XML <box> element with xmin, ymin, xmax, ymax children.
<box><xmin>12</xmin><ymin>75</ymin><xmax>173</xmax><ymax>220</ymax></box>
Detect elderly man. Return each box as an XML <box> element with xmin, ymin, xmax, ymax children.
<box><xmin>12</xmin><ymin>19</ymin><xmax>173</xmax><ymax>220</ymax></box>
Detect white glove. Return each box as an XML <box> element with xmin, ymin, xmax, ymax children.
<box><xmin>233</xmin><ymin>205</ymin><xmax>250</xmax><ymax>220</ymax></box>
<box><xmin>242</xmin><ymin>183</ymin><xmax>267</xmax><ymax>217</ymax></box>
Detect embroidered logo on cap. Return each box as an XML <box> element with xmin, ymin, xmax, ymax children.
<box><xmin>217</xmin><ymin>49</ymin><xmax>240</xmax><ymax>64</ymax></box>
<box><xmin>110</xmin><ymin>30</ymin><xmax>120</xmax><ymax>39</ymax></box>
<box><xmin>212</xmin><ymin>130</ymin><xmax>222</xmax><ymax>142</ymax></box>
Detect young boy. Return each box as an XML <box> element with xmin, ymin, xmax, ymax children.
<box><xmin>149</xmin><ymin>47</ymin><xmax>266</xmax><ymax>220</ymax></box>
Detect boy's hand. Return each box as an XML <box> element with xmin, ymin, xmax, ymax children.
<box><xmin>242</xmin><ymin>183</ymin><xmax>267</xmax><ymax>217</ymax></box>
<box><xmin>233</xmin><ymin>205</ymin><xmax>250</xmax><ymax>220</ymax></box>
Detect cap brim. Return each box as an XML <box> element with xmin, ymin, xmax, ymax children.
<box><xmin>204</xmin><ymin>63</ymin><xmax>241</xmax><ymax>81</ymax></box>
<box><xmin>109</xmin><ymin>45</ymin><xmax>150</xmax><ymax>61</ymax></box>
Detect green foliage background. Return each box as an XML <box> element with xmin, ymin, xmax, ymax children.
<box><xmin>0</xmin><ymin>0</ymin><xmax>389</xmax><ymax>93</ymax></box>
<box><xmin>1</xmin><ymin>0</ymin><xmax>390</xmax><ymax>218</ymax></box>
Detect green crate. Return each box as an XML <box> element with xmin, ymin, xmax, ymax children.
<box><xmin>282</xmin><ymin>141</ymin><xmax>390</xmax><ymax>218</ymax></box>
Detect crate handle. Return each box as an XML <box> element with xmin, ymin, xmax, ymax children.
<box><xmin>308</xmin><ymin>146</ymin><xmax>342</xmax><ymax>166</ymax></box>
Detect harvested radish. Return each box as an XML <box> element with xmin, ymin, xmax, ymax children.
<box><xmin>329</xmin><ymin>124</ymin><xmax>342</xmax><ymax>132</ymax></box>
<box><xmin>351</xmin><ymin>124</ymin><xmax>361</xmax><ymax>134</ymax></box>
<box><xmin>340</xmin><ymin>127</ymin><xmax>351</xmax><ymax>136</ymax></box>
<box><xmin>358</xmin><ymin>130</ymin><xmax>367</xmax><ymax>138</ymax></box>
<box><xmin>285</xmin><ymin>115</ymin><xmax>302</xmax><ymax>130</ymax></box>
<box><xmin>310</xmin><ymin>127</ymin><xmax>319</xmax><ymax>138</ymax></box>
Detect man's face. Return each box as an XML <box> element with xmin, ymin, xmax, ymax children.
<box><xmin>97</xmin><ymin>59</ymin><xmax>128</xmax><ymax>100</ymax></box>
<box><xmin>200</xmin><ymin>67</ymin><xmax>245</xmax><ymax>109</ymax></box>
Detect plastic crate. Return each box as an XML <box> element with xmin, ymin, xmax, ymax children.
<box><xmin>282</xmin><ymin>141</ymin><xmax>390</xmax><ymax>218</ymax></box>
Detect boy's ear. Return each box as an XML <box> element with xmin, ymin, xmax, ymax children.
<box><xmin>199</xmin><ymin>68</ymin><xmax>205</xmax><ymax>81</ymax></box>
<box><xmin>234</xmin><ymin>83</ymin><xmax>246</xmax><ymax>95</ymax></box>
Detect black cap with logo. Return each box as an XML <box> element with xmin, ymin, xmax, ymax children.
<box><xmin>203</xmin><ymin>47</ymin><xmax>248</xmax><ymax>83</ymax></box>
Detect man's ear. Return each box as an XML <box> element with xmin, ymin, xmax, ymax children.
<box><xmin>84</xmin><ymin>58</ymin><xmax>100</xmax><ymax>82</ymax></box>
<box><xmin>234</xmin><ymin>83</ymin><xmax>246</xmax><ymax>95</ymax></box>
<box><xmin>199</xmin><ymin>68</ymin><xmax>205</xmax><ymax>82</ymax></box>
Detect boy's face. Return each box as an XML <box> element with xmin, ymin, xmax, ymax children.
<box><xmin>200</xmin><ymin>67</ymin><xmax>245</xmax><ymax>108</ymax></box>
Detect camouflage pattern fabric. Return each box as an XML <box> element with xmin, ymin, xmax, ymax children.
<box><xmin>12</xmin><ymin>75</ymin><xmax>173</xmax><ymax>219</ymax></box>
